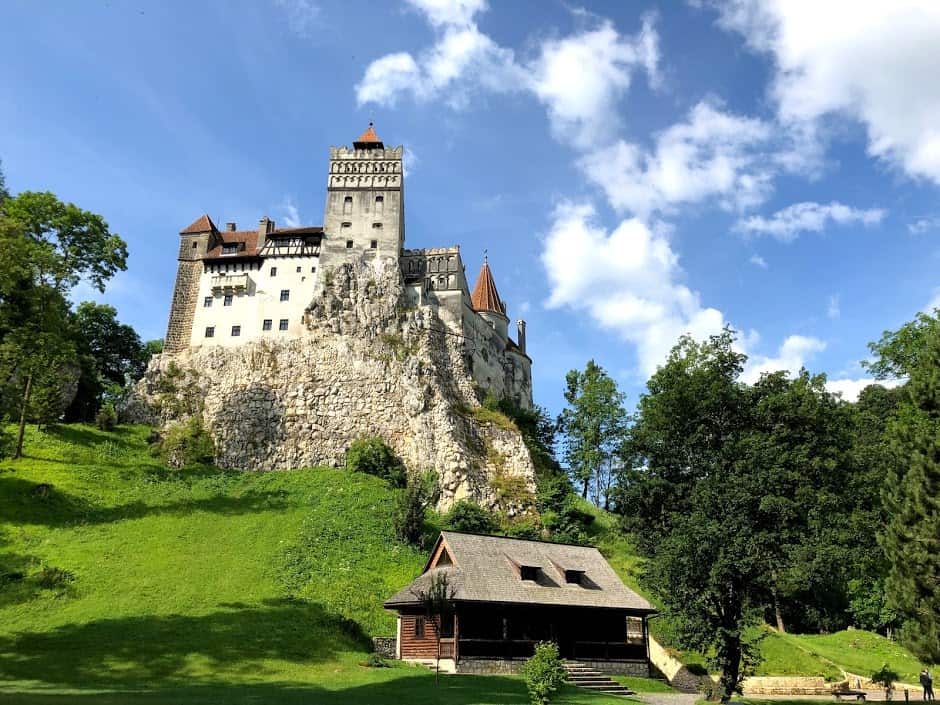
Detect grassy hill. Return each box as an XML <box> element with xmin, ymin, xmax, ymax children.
<box><xmin>0</xmin><ymin>424</ymin><xmax>637</xmax><ymax>704</ymax></box>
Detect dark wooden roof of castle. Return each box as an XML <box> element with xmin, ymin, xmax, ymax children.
<box><xmin>385</xmin><ymin>531</ymin><xmax>654</xmax><ymax>612</ymax></box>
<box><xmin>470</xmin><ymin>258</ymin><xmax>506</xmax><ymax>315</ymax></box>
<box><xmin>353</xmin><ymin>122</ymin><xmax>384</xmax><ymax>149</ymax></box>
<box><xmin>180</xmin><ymin>214</ymin><xmax>218</xmax><ymax>234</ymax></box>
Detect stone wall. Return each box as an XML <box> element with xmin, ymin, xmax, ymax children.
<box><xmin>129</xmin><ymin>258</ymin><xmax>536</xmax><ymax>509</ymax></box>
<box><xmin>165</xmin><ymin>259</ymin><xmax>202</xmax><ymax>353</ymax></box>
<box><xmin>372</xmin><ymin>637</ymin><xmax>397</xmax><ymax>659</ymax></box>
<box><xmin>455</xmin><ymin>659</ymin><xmax>648</xmax><ymax>676</ymax></box>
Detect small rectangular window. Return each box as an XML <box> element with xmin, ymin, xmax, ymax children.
<box><xmin>205</xmin><ymin>326</ymin><xmax>215</xmax><ymax>338</ymax></box>
<box><xmin>262</xmin><ymin>319</ymin><xmax>272</xmax><ymax>331</ymax></box>
<box><xmin>224</xmin><ymin>294</ymin><xmax>233</xmax><ymax>306</ymax></box>
<box><xmin>296</xmin><ymin>266</ymin><xmax>302</xmax><ymax>273</ymax></box>
<box><xmin>270</xmin><ymin>266</ymin><xmax>277</xmax><ymax>276</ymax></box>
<box><xmin>370</xmin><ymin>240</ymin><xmax>378</xmax><ymax>249</ymax></box>
<box><xmin>203</xmin><ymin>297</ymin><xmax>213</xmax><ymax>308</ymax></box>
<box><xmin>280</xmin><ymin>289</ymin><xmax>290</xmax><ymax>302</ymax></box>
<box><xmin>222</xmin><ymin>244</ymin><xmax>238</xmax><ymax>254</ymax></box>
<box><xmin>192</xmin><ymin>241</ymin><xmax>198</xmax><ymax>249</ymax></box>
<box><xmin>372</xmin><ymin>222</ymin><xmax>382</xmax><ymax>229</ymax></box>
<box><xmin>231</xmin><ymin>325</ymin><xmax>241</xmax><ymax>337</ymax></box>
<box><xmin>346</xmin><ymin>240</ymin><xmax>354</xmax><ymax>249</ymax></box>
<box><xmin>565</xmin><ymin>570</ymin><xmax>585</xmax><ymax>585</ymax></box>
<box><xmin>415</xmin><ymin>617</ymin><xmax>425</xmax><ymax>639</ymax></box>
<box><xmin>278</xmin><ymin>319</ymin><xmax>288</xmax><ymax>331</ymax></box>
<box><xmin>311</xmin><ymin>266</ymin><xmax>316</xmax><ymax>273</ymax></box>
<box><xmin>520</xmin><ymin>565</ymin><xmax>539</xmax><ymax>582</ymax></box>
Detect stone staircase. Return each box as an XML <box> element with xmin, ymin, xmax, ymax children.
<box><xmin>563</xmin><ymin>661</ymin><xmax>635</xmax><ymax>697</ymax></box>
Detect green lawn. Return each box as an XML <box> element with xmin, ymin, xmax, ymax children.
<box><xmin>0</xmin><ymin>424</ymin><xmax>635</xmax><ymax>704</ymax></box>
<box><xmin>778</xmin><ymin>630</ymin><xmax>928</xmax><ymax>684</ymax></box>
<box><xmin>612</xmin><ymin>676</ymin><xmax>676</xmax><ymax>693</ymax></box>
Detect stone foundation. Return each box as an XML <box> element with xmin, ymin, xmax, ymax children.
<box><xmin>454</xmin><ymin>658</ymin><xmax>649</xmax><ymax>676</ymax></box>
<box><xmin>372</xmin><ymin>637</ymin><xmax>397</xmax><ymax>659</ymax></box>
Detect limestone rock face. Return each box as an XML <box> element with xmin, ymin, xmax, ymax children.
<box><xmin>128</xmin><ymin>258</ymin><xmax>536</xmax><ymax>509</ymax></box>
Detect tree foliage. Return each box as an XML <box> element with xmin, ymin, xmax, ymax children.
<box><xmin>558</xmin><ymin>360</ymin><xmax>628</xmax><ymax>505</ymax></box>
<box><xmin>443</xmin><ymin>500</ymin><xmax>499</xmax><ymax>534</ymax></box>
<box><xmin>521</xmin><ymin>641</ymin><xmax>567</xmax><ymax>705</ymax></box>
<box><xmin>345</xmin><ymin>437</ymin><xmax>406</xmax><ymax>488</ymax></box>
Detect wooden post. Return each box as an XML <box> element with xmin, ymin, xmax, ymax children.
<box><xmin>454</xmin><ymin>609</ymin><xmax>460</xmax><ymax>666</ymax></box>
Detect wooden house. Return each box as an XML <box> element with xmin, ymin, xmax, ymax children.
<box><xmin>384</xmin><ymin>531</ymin><xmax>656</xmax><ymax>674</ymax></box>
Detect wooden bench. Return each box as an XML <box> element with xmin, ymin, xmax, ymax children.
<box><xmin>833</xmin><ymin>690</ymin><xmax>867</xmax><ymax>701</ymax></box>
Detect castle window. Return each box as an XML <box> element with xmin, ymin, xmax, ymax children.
<box><xmin>231</xmin><ymin>325</ymin><xmax>241</xmax><ymax>337</ymax></box>
<box><xmin>223</xmin><ymin>294</ymin><xmax>233</xmax><ymax>306</ymax></box>
<box><xmin>192</xmin><ymin>241</ymin><xmax>198</xmax><ymax>249</ymax></box>
<box><xmin>270</xmin><ymin>266</ymin><xmax>277</xmax><ymax>276</ymax></box>
<box><xmin>222</xmin><ymin>244</ymin><xmax>238</xmax><ymax>255</ymax></box>
<box><xmin>341</xmin><ymin>222</ymin><xmax>351</xmax><ymax>229</ymax></box>
<box><xmin>205</xmin><ymin>326</ymin><xmax>215</xmax><ymax>338</ymax></box>
<box><xmin>343</xmin><ymin>196</ymin><xmax>353</xmax><ymax>215</ymax></box>
<box><xmin>372</xmin><ymin>222</ymin><xmax>382</xmax><ymax>229</ymax></box>
<box><xmin>375</xmin><ymin>195</ymin><xmax>384</xmax><ymax>215</ymax></box>
<box><xmin>280</xmin><ymin>289</ymin><xmax>290</xmax><ymax>302</ymax></box>
<box><xmin>296</xmin><ymin>266</ymin><xmax>302</xmax><ymax>273</ymax></box>
<box><xmin>278</xmin><ymin>319</ymin><xmax>288</xmax><ymax>331</ymax></box>
<box><xmin>346</xmin><ymin>240</ymin><xmax>354</xmax><ymax>249</ymax></box>
<box><xmin>311</xmin><ymin>266</ymin><xmax>316</xmax><ymax>273</ymax></box>
<box><xmin>203</xmin><ymin>297</ymin><xmax>212</xmax><ymax>308</ymax></box>
<box><xmin>370</xmin><ymin>240</ymin><xmax>378</xmax><ymax>249</ymax></box>
<box><xmin>262</xmin><ymin>319</ymin><xmax>272</xmax><ymax>331</ymax></box>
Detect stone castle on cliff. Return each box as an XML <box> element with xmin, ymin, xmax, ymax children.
<box><xmin>164</xmin><ymin>124</ymin><xmax>532</xmax><ymax>410</ymax></box>
<box><xmin>134</xmin><ymin>125</ymin><xmax>537</xmax><ymax>508</ymax></box>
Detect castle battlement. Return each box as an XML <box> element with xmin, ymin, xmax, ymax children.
<box><xmin>162</xmin><ymin>124</ymin><xmax>532</xmax><ymax>409</ymax></box>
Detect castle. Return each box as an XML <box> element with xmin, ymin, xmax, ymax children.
<box><xmin>164</xmin><ymin>124</ymin><xmax>532</xmax><ymax>409</ymax></box>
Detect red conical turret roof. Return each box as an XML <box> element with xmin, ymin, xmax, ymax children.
<box><xmin>471</xmin><ymin>257</ymin><xmax>506</xmax><ymax>315</ymax></box>
<box><xmin>353</xmin><ymin>122</ymin><xmax>384</xmax><ymax>149</ymax></box>
<box><xmin>180</xmin><ymin>213</ymin><xmax>218</xmax><ymax>234</ymax></box>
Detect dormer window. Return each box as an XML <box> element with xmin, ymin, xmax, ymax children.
<box><xmin>520</xmin><ymin>565</ymin><xmax>539</xmax><ymax>582</ymax></box>
<box><xmin>565</xmin><ymin>570</ymin><xmax>585</xmax><ymax>585</ymax></box>
<box><xmin>222</xmin><ymin>244</ymin><xmax>238</xmax><ymax>255</ymax></box>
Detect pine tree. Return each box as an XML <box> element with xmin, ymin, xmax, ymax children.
<box><xmin>882</xmin><ymin>330</ymin><xmax>940</xmax><ymax>663</ymax></box>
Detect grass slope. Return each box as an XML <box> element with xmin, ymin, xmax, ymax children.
<box><xmin>0</xmin><ymin>424</ymin><xmax>635</xmax><ymax>704</ymax></box>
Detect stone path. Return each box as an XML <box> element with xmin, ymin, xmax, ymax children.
<box><xmin>635</xmin><ymin>692</ymin><xmax>699</xmax><ymax>705</ymax></box>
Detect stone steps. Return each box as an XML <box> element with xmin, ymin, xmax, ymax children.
<box><xmin>563</xmin><ymin>661</ymin><xmax>635</xmax><ymax>697</ymax></box>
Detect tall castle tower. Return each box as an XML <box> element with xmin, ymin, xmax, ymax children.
<box><xmin>321</xmin><ymin>123</ymin><xmax>405</xmax><ymax>263</ymax></box>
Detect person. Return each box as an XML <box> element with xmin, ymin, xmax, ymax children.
<box><xmin>921</xmin><ymin>669</ymin><xmax>934</xmax><ymax>701</ymax></box>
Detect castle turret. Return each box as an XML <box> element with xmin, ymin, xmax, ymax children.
<box><xmin>321</xmin><ymin>122</ymin><xmax>404</xmax><ymax>265</ymax></box>
<box><xmin>165</xmin><ymin>214</ymin><xmax>219</xmax><ymax>352</ymax></box>
<box><xmin>471</xmin><ymin>256</ymin><xmax>509</xmax><ymax>341</ymax></box>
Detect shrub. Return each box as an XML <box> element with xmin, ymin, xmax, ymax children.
<box><xmin>362</xmin><ymin>652</ymin><xmax>389</xmax><ymax>668</ymax></box>
<box><xmin>444</xmin><ymin>500</ymin><xmax>499</xmax><ymax>534</ymax></box>
<box><xmin>394</xmin><ymin>470</ymin><xmax>437</xmax><ymax>545</ymax></box>
<box><xmin>36</xmin><ymin>566</ymin><xmax>75</xmax><ymax>590</ymax></box>
<box><xmin>521</xmin><ymin>641</ymin><xmax>567</xmax><ymax>705</ymax></box>
<box><xmin>95</xmin><ymin>403</ymin><xmax>117</xmax><ymax>431</ymax></box>
<box><xmin>159</xmin><ymin>416</ymin><xmax>215</xmax><ymax>469</ymax></box>
<box><xmin>346</xmin><ymin>437</ymin><xmax>406</xmax><ymax>488</ymax></box>
<box><xmin>504</xmin><ymin>519</ymin><xmax>542</xmax><ymax>540</ymax></box>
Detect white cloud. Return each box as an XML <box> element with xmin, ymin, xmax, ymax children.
<box><xmin>827</xmin><ymin>294</ymin><xmax>840</xmax><ymax>320</ymax></box>
<box><xmin>749</xmin><ymin>254</ymin><xmax>768</xmax><ymax>269</ymax></box>
<box><xmin>712</xmin><ymin>1</ymin><xmax>940</xmax><ymax>185</ymax></box>
<box><xmin>924</xmin><ymin>291</ymin><xmax>940</xmax><ymax>314</ymax></box>
<box><xmin>734</xmin><ymin>201</ymin><xmax>885</xmax><ymax>242</ymax></box>
<box><xmin>740</xmin><ymin>334</ymin><xmax>826</xmax><ymax>384</ymax></box>
<box><xmin>403</xmin><ymin>146</ymin><xmax>419</xmax><ymax>176</ymax></box>
<box><xmin>909</xmin><ymin>216</ymin><xmax>940</xmax><ymax>234</ymax></box>
<box><xmin>528</xmin><ymin>17</ymin><xmax>659</xmax><ymax>148</ymax></box>
<box><xmin>578</xmin><ymin>101</ymin><xmax>774</xmax><ymax>218</ymax></box>
<box><xmin>274</xmin><ymin>0</ymin><xmax>321</xmax><ymax>37</ymax></box>
<box><xmin>825</xmin><ymin>377</ymin><xmax>903</xmax><ymax>402</ymax></box>
<box><xmin>280</xmin><ymin>197</ymin><xmax>301</xmax><ymax>228</ymax></box>
<box><xmin>405</xmin><ymin>0</ymin><xmax>486</xmax><ymax>28</ymax></box>
<box><xmin>542</xmin><ymin>201</ymin><xmax>728</xmax><ymax>376</ymax></box>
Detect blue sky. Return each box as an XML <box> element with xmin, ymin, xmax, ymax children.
<box><xmin>3</xmin><ymin>0</ymin><xmax>940</xmax><ymax>416</ymax></box>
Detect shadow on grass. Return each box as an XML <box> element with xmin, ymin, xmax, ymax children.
<box><xmin>0</xmin><ymin>598</ymin><xmax>370</xmax><ymax>691</ymax></box>
<box><xmin>0</xmin><ymin>476</ymin><xmax>293</xmax><ymax>528</ymax></box>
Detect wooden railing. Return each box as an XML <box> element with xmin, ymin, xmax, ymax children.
<box><xmin>572</xmin><ymin>641</ymin><xmax>647</xmax><ymax>661</ymax></box>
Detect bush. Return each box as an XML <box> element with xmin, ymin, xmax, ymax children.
<box><xmin>443</xmin><ymin>500</ymin><xmax>499</xmax><ymax>534</ymax></box>
<box><xmin>521</xmin><ymin>641</ymin><xmax>567</xmax><ymax>705</ymax></box>
<box><xmin>394</xmin><ymin>470</ymin><xmax>437</xmax><ymax>545</ymax></box>
<box><xmin>361</xmin><ymin>652</ymin><xmax>389</xmax><ymax>668</ymax></box>
<box><xmin>95</xmin><ymin>403</ymin><xmax>117</xmax><ymax>431</ymax></box>
<box><xmin>871</xmin><ymin>664</ymin><xmax>900</xmax><ymax>699</ymax></box>
<box><xmin>159</xmin><ymin>416</ymin><xmax>215</xmax><ymax>469</ymax></box>
<box><xmin>346</xmin><ymin>437</ymin><xmax>406</xmax><ymax>488</ymax></box>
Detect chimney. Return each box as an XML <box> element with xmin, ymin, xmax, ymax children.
<box><xmin>516</xmin><ymin>320</ymin><xmax>527</xmax><ymax>354</ymax></box>
<box><xmin>258</xmin><ymin>216</ymin><xmax>273</xmax><ymax>249</ymax></box>
<box><xmin>226</xmin><ymin>222</ymin><xmax>236</xmax><ymax>232</ymax></box>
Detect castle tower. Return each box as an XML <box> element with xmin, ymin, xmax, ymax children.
<box><xmin>321</xmin><ymin>123</ymin><xmax>405</xmax><ymax>265</ymax></box>
<box><xmin>470</xmin><ymin>256</ymin><xmax>509</xmax><ymax>341</ymax></box>
<box><xmin>165</xmin><ymin>214</ymin><xmax>219</xmax><ymax>352</ymax></box>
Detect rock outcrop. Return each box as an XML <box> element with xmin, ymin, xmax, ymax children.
<box><xmin>128</xmin><ymin>257</ymin><xmax>536</xmax><ymax>510</ymax></box>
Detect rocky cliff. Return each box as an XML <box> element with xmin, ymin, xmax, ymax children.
<box><xmin>128</xmin><ymin>257</ymin><xmax>536</xmax><ymax>510</ymax></box>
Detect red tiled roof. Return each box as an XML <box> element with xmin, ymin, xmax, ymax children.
<box><xmin>180</xmin><ymin>214</ymin><xmax>218</xmax><ymax>234</ymax></box>
<box><xmin>471</xmin><ymin>259</ymin><xmax>505</xmax><ymax>315</ymax></box>
<box><xmin>204</xmin><ymin>230</ymin><xmax>260</xmax><ymax>259</ymax></box>
<box><xmin>353</xmin><ymin>122</ymin><xmax>384</xmax><ymax>149</ymax></box>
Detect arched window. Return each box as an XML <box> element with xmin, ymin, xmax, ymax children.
<box><xmin>343</xmin><ymin>196</ymin><xmax>353</xmax><ymax>215</ymax></box>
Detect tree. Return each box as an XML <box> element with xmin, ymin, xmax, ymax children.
<box><xmin>393</xmin><ymin>470</ymin><xmax>437</xmax><ymax>545</ymax></box>
<box><xmin>410</xmin><ymin>570</ymin><xmax>456</xmax><ymax>684</ymax></box>
<box><xmin>0</xmin><ymin>159</ymin><xmax>9</xmax><ymax>205</ymax></box>
<box><xmin>521</xmin><ymin>641</ymin><xmax>567</xmax><ymax>705</ymax></box>
<box><xmin>865</xmin><ymin>309</ymin><xmax>940</xmax><ymax>379</ymax></box>
<box><xmin>881</xmin><ymin>330</ymin><xmax>940</xmax><ymax>664</ymax></box>
<box><xmin>558</xmin><ymin>360</ymin><xmax>628</xmax><ymax>505</ymax></box>
<box><xmin>444</xmin><ymin>499</ymin><xmax>499</xmax><ymax>534</ymax></box>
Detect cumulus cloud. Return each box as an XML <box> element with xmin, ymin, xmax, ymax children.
<box><xmin>405</xmin><ymin>0</ymin><xmax>486</xmax><ymax>28</ymax></box>
<box><xmin>749</xmin><ymin>254</ymin><xmax>768</xmax><ymax>269</ymax></box>
<box><xmin>734</xmin><ymin>201</ymin><xmax>885</xmax><ymax>242</ymax></box>
<box><xmin>712</xmin><ymin>1</ymin><xmax>940</xmax><ymax>185</ymax></box>
<box><xmin>825</xmin><ymin>377</ymin><xmax>903</xmax><ymax>403</ymax></box>
<box><xmin>542</xmin><ymin>201</ymin><xmax>727</xmax><ymax>376</ymax></box>
<box><xmin>740</xmin><ymin>334</ymin><xmax>826</xmax><ymax>384</ymax></box>
<box><xmin>909</xmin><ymin>215</ymin><xmax>940</xmax><ymax>234</ymax></box>
<box><xmin>578</xmin><ymin>101</ymin><xmax>775</xmax><ymax>218</ymax></box>
<box><xmin>528</xmin><ymin>17</ymin><xmax>659</xmax><ymax>148</ymax></box>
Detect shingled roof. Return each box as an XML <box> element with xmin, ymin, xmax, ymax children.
<box><xmin>180</xmin><ymin>213</ymin><xmax>218</xmax><ymax>234</ymax></box>
<box><xmin>470</xmin><ymin>259</ymin><xmax>506</xmax><ymax>315</ymax></box>
<box><xmin>385</xmin><ymin>531</ymin><xmax>654</xmax><ymax>612</ymax></box>
<box><xmin>353</xmin><ymin>122</ymin><xmax>384</xmax><ymax>149</ymax></box>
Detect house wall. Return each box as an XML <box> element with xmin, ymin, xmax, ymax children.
<box><xmin>455</xmin><ymin>658</ymin><xmax>649</xmax><ymax>676</ymax></box>
<box><xmin>189</xmin><ymin>255</ymin><xmax>320</xmax><ymax>347</ymax></box>
<box><xmin>398</xmin><ymin>613</ymin><xmax>443</xmax><ymax>660</ymax></box>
